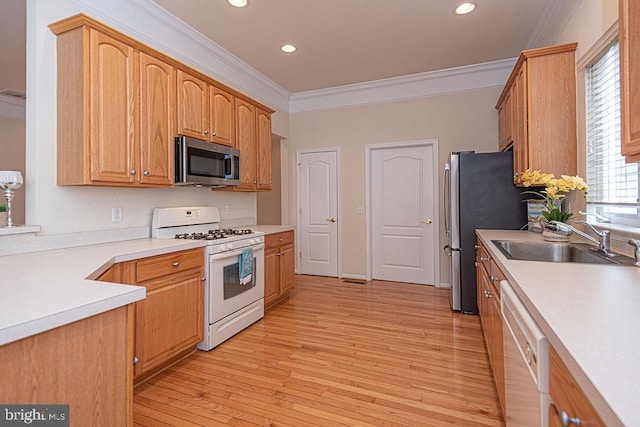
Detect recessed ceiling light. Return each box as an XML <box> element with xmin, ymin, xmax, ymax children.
<box><xmin>455</xmin><ymin>2</ymin><xmax>476</xmax><ymax>15</ymax></box>
<box><xmin>281</xmin><ymin>44</ymin><xmax>297</xmax><ymax>53</ymax></box>
<box><xmin>228</xmin><ymin>0</ymin><xmax>248</xmax><ymax>8</ymax></box>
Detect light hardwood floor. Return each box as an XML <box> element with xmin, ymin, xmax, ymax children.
<box><xmin>133</xmin><ymin>275</ymin><xmax>503</xmax><ymax>426</ymax></box>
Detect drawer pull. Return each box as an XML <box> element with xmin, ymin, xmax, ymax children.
<box><xmin>480</xmin><ymin>256</ymin><xmax>489</xmax><ymax>261</ymax></box>
<box><xmin>172</xmin><ymin>261</ymin><xmax>180</xmax><ymax>267</ymax></box>
<box><xmin>278</xmin><ymin>237</ymin><xmax>284</xmax><ymax>242</ymax></box>
<box><xmin>558</xmin><ymin>408</ymin><xmax>581</xmax><ymax>427</ymax></box>
<box><xmin>490</xmin><ymin>276</ymin><xmax>499</xmax><ymax>282</ymax></box>
<box><xmin>133</xmin><ymin>356</ymin><xmax>138</xmax><ymax>365</ymax></box>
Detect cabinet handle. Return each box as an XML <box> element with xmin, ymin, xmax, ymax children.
<box><xmin>277</xmin><ymin>253</ymin><xmax>281</xmax><ymax>256</ymax></box>
<box><xmin>480</xmin><ymin>256</ymin><xmax>489</xmax><ymax>261</ymax></box>
<box><xmin>130</xmin><ymin>170</ymin><xmax>136</xmax><ymax>175</ymax></box>
<box><xmin>485</xmin><ymin>290</ymin><xmax>492</xmax><ymax>298</ymax></box>
<box><xmin>490</xmin><ymin>276</ymin><xmax>499</xmax><ymax>282</ymax></box>
<box><xmin>172</xmin><ymin>261</ymin><xmax>180</xmax><ymax>267</ymax></box>
<box><xmin>201</xmin><ymin>277</ymin><xmax>206</xmax><ymax>281</ymax></box>
<box><xmin>133</xmin><ymin>356</ymin><xmax>138</xmax><ymax>365</ymax></box>
<box><xmin>474</xmin><ymin>261</ymin><xmax>479</xmax><ymax>267</ymax></box>
<box><xmin>556</xmin><ymin>408</ymin><xmax>581</xmax><ymax>427</ymax></box>
<box><xmin>143</xmin><ymin>170</ymin><xmax>150</xmax><ymax>176</ymax></box>
<box><xmin>211</xmin><ymin>132</ymin><xmax>216</xmax><ymax>137</ymax></box>
<box><xmin>204</xmin><ymin>130</ymin><xmax>208</xmax><ymax>135</ymax></box>
<box><xmin>474</xmin><ymin>244</ymin><xmax>480</xmax><ymax>249</ymax></box>
<box><xmin>278</xmin><ymin>237</ymin><xmax>284</xmax><ymax>242</ymax></box>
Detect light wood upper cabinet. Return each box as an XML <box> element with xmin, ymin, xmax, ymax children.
<box><xmin>210</xmin><ymin>86</ymin><xmax>236</xmax><ymax>147</ymax></box>
<box><xmin>90</xmin><ymin>30</ymin><xmax>139</xmax><ymax>185</ymax></box>
<box><xmin>235</xmin><ymin>98</ymin><xmax>258</xmax><ymax>190</ymax></box>
<box><xmin>50</xmin><ymin>14</ymin><xmax>274</xmax><ymax>188</ymax></box>
<box><xmin>177</xmin><ymin>70</ymin><xmax>209</xmax><ymax>140</ymax></box>
<box><xmin>139</xmin><ymin>53</ymin><xmax>175</xmax><ymax>185</ymax></box>
<box><xmin>496</xmin><ymin>43</ymin><xmax>577</xmax><ymax>183</ymax></box>
<box><xmin>229</xmin><ymin>101</ymin><xmax>273</xmax><ymax>192</ymax></box>
<box><xmin>52</xmin><ymin>25</ymin><xmax>172</xmax><ymax>187</ymax></box>
<box><xmin>620</xmin><ymin>0</ymin><xmax>640</xmax><ymax>162</ymax></box>
<box><xmin>257</xmin><ymin>107</ymin><xmax>273</xmax><ymax>190</ymax></box>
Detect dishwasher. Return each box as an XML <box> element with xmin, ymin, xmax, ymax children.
<box><xmin>501</xmin><ymin>280</ymin><xmax>550</xmax><ymax>426</ymax></box>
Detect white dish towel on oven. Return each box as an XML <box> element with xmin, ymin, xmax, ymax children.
<box><xmin>239</xmin><ymin>247</ymin><xmax>253</xmax><ymax>285</ymax></box>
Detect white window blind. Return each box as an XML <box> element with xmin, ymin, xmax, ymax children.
<box><xmin>585</xmin><ymin>39</ymin><xmax>640</xmax><ymax>225</ymax></box>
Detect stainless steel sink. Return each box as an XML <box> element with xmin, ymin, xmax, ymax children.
<box><xmin>491</xmin><ymin>240</ymin><xmax>636</xmax><ymax>266</ymax></box>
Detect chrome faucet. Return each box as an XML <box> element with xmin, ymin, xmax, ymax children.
<box><xmin>628</xmin><ymin>239</ymin><xmax>640</xmax><ymax>267</ymax></box>
<box><xmin>548</xmin><ymin>220</ymin><xmax>612</xmax><ymax>254</ymax></box>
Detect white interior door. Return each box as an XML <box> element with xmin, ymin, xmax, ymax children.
<box><xmin>370</xmin><ymin>144</ymin><xmax>436</xmax><ymax>285</ymax></box>
<box><xmin>298</xmin><ymin>150</ymin><xmax>338</xmax><ymax>277</ymax></box>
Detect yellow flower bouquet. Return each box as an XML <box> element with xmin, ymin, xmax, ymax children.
<box><xmin>517</xmin><ymin>170</ymin><xmax>589</xmax><ymax>223</ymax></box>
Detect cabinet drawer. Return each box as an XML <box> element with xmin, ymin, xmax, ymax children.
<box><xmin>135</xmin><ymin>248</ymin><xmax>204</xmax><ymax>283</ymax></box>
<box><xmin>265</xmin><ymin>231</ymin><xmax>294</xmax><ymax>249</ymax></box>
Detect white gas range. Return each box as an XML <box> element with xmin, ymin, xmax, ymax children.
<box><xmin>151</xmin><ymin>207</ymin><xmax>265</xmax><ymax>350</ymax></box>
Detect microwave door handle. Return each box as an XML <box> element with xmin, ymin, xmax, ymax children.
<box><xmin>224</xmin><ymin>154</ymin><xmax>232</xmax><ymax>179</ymax></box>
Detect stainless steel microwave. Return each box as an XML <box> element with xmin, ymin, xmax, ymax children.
<box><xmin>175</xmin><ymin>135</ymin><xmax>240</xmax><ymax>187</ymax></box>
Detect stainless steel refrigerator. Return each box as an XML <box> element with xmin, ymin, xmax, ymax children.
<box><xmin>444</xmin><ymin>151</ymin><xmax>528</xmax><ymax>314</ymax></box>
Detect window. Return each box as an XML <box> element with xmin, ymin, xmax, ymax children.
<box><xmin>585</xmin><ymin>39</ymin><xmax>640</xmax><ymax>227</ymax></box>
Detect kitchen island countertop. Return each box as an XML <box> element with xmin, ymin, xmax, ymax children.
<box><xmin>0</xmin><ymin>238</ymin><xmax>206</xmax><ymax>347</ymax></box>
<box><xmin>476</xmin><ymin>229</ymin><xmax>640</xmax><ymax>427</ymax></box>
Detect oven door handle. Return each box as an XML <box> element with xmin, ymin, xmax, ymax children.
<box><xmin>210</xmin><ymin>243</ymin><xmax>265</xmax><ymax>260</ymax></box>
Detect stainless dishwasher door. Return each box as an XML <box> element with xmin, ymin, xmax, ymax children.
<box><xmin>501</xmin><ymin>280</ymin><xmax>550</xmax><ymax>426</ymax></box>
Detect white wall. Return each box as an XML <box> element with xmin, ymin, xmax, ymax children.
<box><xmin>288</xmin><ymin>87</ymin><xmax>502</xmax><ymax>281</ymax></box>
<box><xmin>24</xmin><ymin>0</ymin><xmax>289</xmax><ymax>247</ymax></box>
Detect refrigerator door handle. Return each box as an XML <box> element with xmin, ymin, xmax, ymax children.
<box><xmin>443</xmin><ymin>163</ymin><xmax>450</xmax><ymax>237</ymax></box>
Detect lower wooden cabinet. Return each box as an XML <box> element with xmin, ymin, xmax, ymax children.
<box><xmin>110</xmin><ymin>247</ymin><xmax>205</xmax><ymax>383</ymax></box>
<box><xmin>0</xmin><ymin>306</ymin><xmax>133</xmax><ymax>425</ymax></box>
<box><xmin>549</xmin><ymin>346</ymin><xmax>605</xmax><ymax>427</ymax></box>
<box><xmin>476</xmin><ymin>240</ymin><xmax>506</xmax><ymax>416</ymax></box>
<box><xmin>264</xmin><ymin>231</ymin><xmax>295</xmax><ymax>309</ymax></box>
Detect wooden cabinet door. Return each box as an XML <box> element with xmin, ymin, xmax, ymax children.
<box><xmin>89</xmin><ymin>29</ymin><xmax>138</xmax><ymax>184</ymax></box>
<box><xmin>620</xmin><ymin>0</ymin><xmax>640</xmax><ymax>162</ymax></box>
<box><xmin>490</xmin><ymin>289</ymin><xmax>505</xmax><ymax>414</ymax></box>
<box><xmin>514</xmin><ymin>65</ymin><xmax>528</xmax><ymax>176</ymax></box>
<box><xmin>139</xmin><ymin>53</ymin><xmax>175</xmax><ymax>185</ymax></box>
<box><xmin>134</xmin><ymin>270</ymin><xmax>204</xmax><ymax>377</ymax></box>
<box><xmin>279</xmin><ymin>243</ymin><xmax>295</xmax><ymax>294</ymax></box>
<box><xmin>257</xmin><ymin>107</ymin><xmax>272</xmax><ymax>190</ymax></box>
<box><xmin>210</xmin><ymin>86</ymin><xmax>236</xmax><ymax>147</ymax></box>
<box><xmin>264</xmin><ymin>246</ymin><xmax>280</xmax><ymax>307</ymax></box>
<box><xmin>177</xmin><ymin>70</ymin><xmax>209</xmax><ymax>139</ymax></box>
<box><xmin>236</xmin><ymin>98</ymin><xmax>257</xmax><ymax>190</ymax></box>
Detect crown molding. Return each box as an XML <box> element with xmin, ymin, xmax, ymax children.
<box><xmin>0</xmin><ymin>95</ymin><xmax>26</xmax><ymax>120</ymax></box>
<box><xmin>71</xmin><ymin>0</ymin><xmax>290</xmax><ymax>113</ymax></box>
<box><xmin>527</xmin><ymin>0</ymin><xmax>582</xmax><ymax>48</ymax></box>
<box><xmin>289</xmin><ymin>58</ymin><xmax>516</xmax><ymax>114</ymax></box>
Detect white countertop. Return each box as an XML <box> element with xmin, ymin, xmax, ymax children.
<box><xmin>476</xmin><ymin>229</ymin><xmax>640</xmax><ymax>427</ymax></box>
<box><xmin>0</xmin><ymin>238</ymin><xmax>206</xmax><ymax>347</ymax></box>
<box><xmin>252</xmin><ymin>224</ymin><xmax>295</xmax><ymax>235</ymax></box>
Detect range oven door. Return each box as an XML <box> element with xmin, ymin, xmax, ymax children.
<box><xmin>208</xmin><ymin>244</ymin><xmax>265</xmax><ymax>324</ymax></box>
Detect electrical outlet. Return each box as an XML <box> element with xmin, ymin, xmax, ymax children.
<box><xmin>111</xmin><ymin>207</ymin><xmax>123</xmax><ymax>222</ymax></box>
<box><xmin>225</xmin><ymin>204</ymin><xmax>231</xmax><ymax>215</ymax></box>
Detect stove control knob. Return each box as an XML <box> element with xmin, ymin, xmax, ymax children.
<box><xmin>226</xmin><ymin>243</ymin><xmax>234</xmax><ymax>250</ymax></box>
<box><xmin>219</xmin><ymin>245</ymin><xmax>226</xmax><ymax>252</ymax></box>
<box><xmin>249</xmin><ymin>239</ymin><xmax>256</xmax><ymax>245</ymax></box>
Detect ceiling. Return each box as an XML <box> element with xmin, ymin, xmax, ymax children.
<box><xmin>151</xmin><ymin>0</ymin><xmax>575</xmax><ymax>93</ymax></box>
<box><xmin>0</xmin><ymin>0</ymin><xmax>576</xmax><ymax>95</ymax></box>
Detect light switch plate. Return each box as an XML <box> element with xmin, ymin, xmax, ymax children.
<box><xmin>112</xmin><ymin>207</ymin><xmax>123</xmax><ymax>222</ymax></box>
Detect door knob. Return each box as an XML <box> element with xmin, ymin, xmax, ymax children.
<box><xmin>326</xmin><ymin>217</ymin><xmax>336</xmax><ymax>223</ymax></box>
<box><xmin>422</xmin><ymin>219</ymin><xmax>433</xmax><ymax>224</ymax></box>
